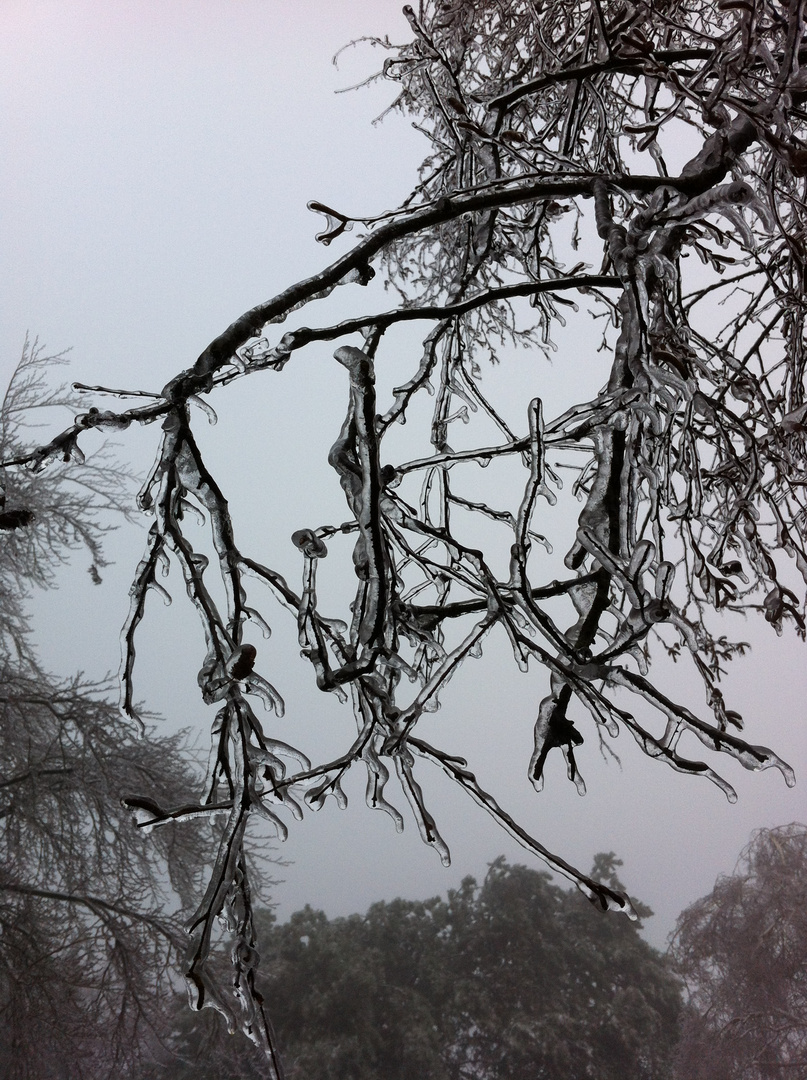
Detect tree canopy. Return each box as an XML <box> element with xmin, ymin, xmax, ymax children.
<box><xmin>256</xmin><ymin>856</ymin><xmax>681</xmax><ymax>1080</ymax></box>
<box><xmin>3</xmin><ymin>2</ymin><xmax>807</xmax><ymax>1073</ymax></box>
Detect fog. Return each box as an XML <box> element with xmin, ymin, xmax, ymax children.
<box><xmin>2</xmin><ymin>0</ymin><xmax>805</xmax><ymax>949</ymax></box>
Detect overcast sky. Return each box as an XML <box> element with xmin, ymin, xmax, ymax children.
<box><xmin>2</xmin><ymin>0</ymin><xmax>805</xmax><ymax>949</ymax></box>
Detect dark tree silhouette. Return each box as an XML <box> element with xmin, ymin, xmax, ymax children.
<box><xmin>256</xmin><ymin>856</ymin><xmax>681</xmax><ymax>1080</ymax></box>
<box><xmin>671</xmin><ymin>823</ymin><xmax>807</xmax><ymax>1079</ymax></box>
<box><xmin>150</xmin><ymin>856</ymin><xmax>681</xmax><ymax>1080</ymax></box>
<box><xmin>3</xmin><ymin>3</ymin><xmax>807</xmax><ymax>1074</ymax></box>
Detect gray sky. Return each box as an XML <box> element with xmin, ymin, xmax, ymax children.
<box><xmin>2</xmin><ymin>0</ymin><xmax>805</xmax><ymax>949</ymax></box>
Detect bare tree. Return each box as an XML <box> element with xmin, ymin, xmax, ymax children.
<box><xmin>4</xmin><ymin>2</ymin><xmax>807</xmax><ymax>1075</ymax></box>
<box><xmin>0</xmin><ymin>343</ymin><xmax>227</xmax><ymax>1079</ymax></box>
<box><xmin>671</xmin><ymin>823</ymin><xmax>807</xmax><ymax>1079</ymax></box>
<box><xmin>0</xmin><ymin>338</ymin><xmax>136</xmax><ymax>656</ymax></box>
<box><xmin>0</xmin><ymin>668</ymin><xmax>210</xmax><ymax>1080</ymax></box>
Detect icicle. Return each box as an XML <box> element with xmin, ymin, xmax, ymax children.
<box><xmin>243</xmin><ymin>673</ymin><xmax>285</xmax><ymax>717</ymax></box>
<box><xmin>363</xmin><ymin>741</ymin><xmax>405</xmax><ymax>831</ymax></box>
<box><xmin>394</xmin><ymin>751</ymin><xmax>451</xmax><ymax>865</ymax></box>
<box><xmin>188</xmin><ymin>395</ymin><xmax>218</xmax><ymax>425</ymax></box>
<box><xmin>305</xmin><ymin>773</ymin><xmax>349</xmax><ymax>811</ymax></box>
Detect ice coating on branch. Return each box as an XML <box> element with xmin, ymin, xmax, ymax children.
<box><xmin>188</xmin><ymin>394</ymin><xmax>217</xmax><ymax>425</ymax></box>
<box><xmin>608</xmin><ymin>667</ymin><xmax>796</xmax><ymax>792</ymax></box>
<box><xmin>226</xmin><ymin>643</ymin><xmax>257</xmax><ymax>680</ymax></box>
<box><xmin>94</xmin><ymin>7</ymin><xmax>807</xmax><ymax>1071</ymax></box>
<box><xmin>244</xmin><ymin>605</ymin><xmax>272</xmax><ymax>639</ymax></box>
<box><xmin>122</xmin><ymin>795</ymin><xmax>231</xmax><ymax>832</ymax></box>
<box><xmin>363</xmin><ymin>741</ymin><xmax>405</xmax><ymax>831</ymax></box>
<box><xmin>146</xmin><ymin>578</ymin><xmax>172</xmax><ymax>606</ymax></box>
<box><xmin>241</xmin><ymin>338</ymin><xmax>273</xmax><ymax>362</ymax></box>
<box><xmin>307</xmin><ymin>200</ymin><xmax>354</xmax><ymax>245</ymax></box>
<box><xmin>667</xmin><ymin>180</ymin><xmax>775</xmax><ymax>242</ymax></box>
<box><xmin>530</xmin><ymin>690</ymin><xmax>586</xmax><ymax>795</ymax></box>
<box><xmin>244</xmin><ymin>673</ymin><xmax>285</xmax><ymax>716</ymax></box>
<box><xmin>250</xmin><ymin>798</ymin><xmax>290</xmax><ymax>841</ymax></box>
<box><xmin>395</xmin><ymin>751</ymin><xmax>451</xmax><ymax>866</ymax></box>
<box><xmin>291</xmin><ymin>528</ymin><xmax>328</xmax><ymax>559</ymax></box>
<box><xmin>305</xmin><ymin>773</ymin><xmax>349</xmax><ymax>811</ymax></box>
<box><xmin>411</xmin><ymin>738</ymin><xmax>635</xmax><ymax>917</ymax></box>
